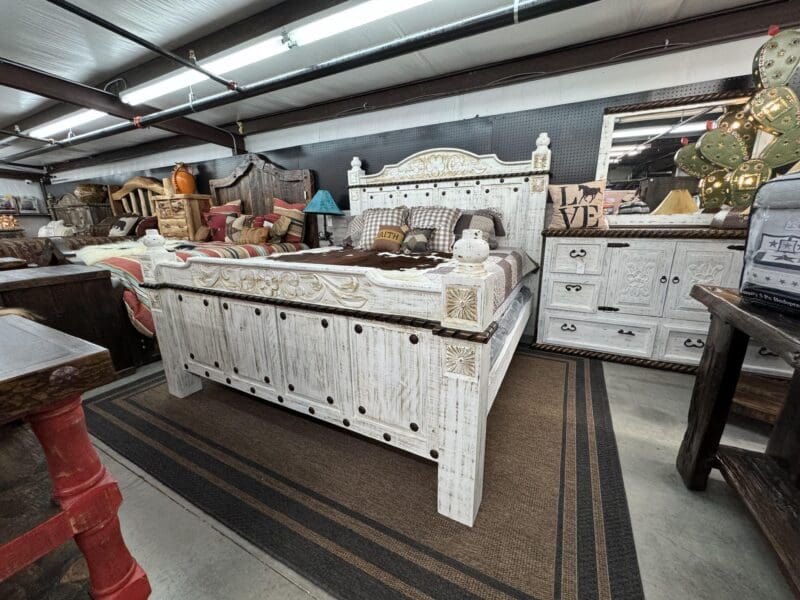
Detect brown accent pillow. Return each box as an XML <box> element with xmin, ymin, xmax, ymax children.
<box><xmin>239</xmin><ymin>226</ymin><xmax>270</xmax><ymax>244</ymax></box>
<box><xmin>267</xmin><ymin>215</ymin><xmax>291</xmax><ymax>241</ymax></box>
<box><xmin>373</xmin><ymin>224</ymin><xmax>409</xmax><ymax>252</ymax></box>
<box><xmin>548</xmin><ymin>180</ymin><xmax>609</xmax><ymax>229</ymax></box>
<box><xmin>193</xmin><ymin>225</ymin><xmax>210</xmax><ymax>242</ymax></box>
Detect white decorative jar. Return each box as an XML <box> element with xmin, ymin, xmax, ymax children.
<box><xmin>452</xmin><ymin>229</ymin><xmax>490</xmax><ymax>275</ymax></box>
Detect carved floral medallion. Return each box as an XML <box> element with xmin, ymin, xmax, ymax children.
<box><xmin>445</xmin><ymin>344</ymin><xmax>477</xmax><ymax>377</ymax></box>
<box><xmin>445</xmin><ymin>286</ymin><xmax>478</xmax><ymax>322</ymax></box>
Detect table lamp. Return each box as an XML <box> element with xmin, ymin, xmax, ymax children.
<box><xmin>304</xmin><ymin>189</ymin><xmax>344</xmax><ymax>243</ymax></box>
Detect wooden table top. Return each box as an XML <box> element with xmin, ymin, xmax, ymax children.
<box><xmin>0</xmin><ymin>264</ymin><xmax>109</xmax><ymax>292</ymax></box>
<box><xmin>691</xmin><ymin>285</ymin><xmax>800</xmax><ymax>370</ymax></box>
<box><xmin>0</xmin><ymin>315</ymin><xmax>115</xmax><ymax>425</ymax></box>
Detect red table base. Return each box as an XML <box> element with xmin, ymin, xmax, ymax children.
<box><xmin>0</xmin><ymin>395</ymin><xmax>150</xmax><ymax>598</ymax></box>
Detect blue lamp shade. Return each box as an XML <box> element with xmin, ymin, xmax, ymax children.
<box><xmin>304</xmin><ymin>190</ymin><xmax>343</xmax><ymax>215</ymax></box>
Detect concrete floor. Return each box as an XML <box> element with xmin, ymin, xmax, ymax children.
<box><xmin>91</xmin><ymin>362</ymin><xmax>792</xmax><ymax>599</ymax></box>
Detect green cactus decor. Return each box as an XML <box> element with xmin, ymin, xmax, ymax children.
<box><xmin>728</xmin><ymin>159</ymin><xmax>772</xmax><ymax>207</ymax></box>
<box><xmin>674</xmin><ymin>143</ymin><xmax>716</xmax><ymax>178</ymax></box>
<box><xmin>752</xmin><ymin>29</ymin><xmax>800</xmax><ymax>89</ymax></box>
<box><xmin>750</xmin><ymin>86</ymin><xmax>800</xmax><ymax>134</ymax></box>
<box><xmin>674</xmin><ymin>26</ymin><xmax>800</xmax><ymax>213</ymax></box>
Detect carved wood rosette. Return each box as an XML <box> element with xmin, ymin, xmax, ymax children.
<box><xmin>444</xmin><ymin>343</ymin><xmax>478</xmax><ymax>379</ymax></box>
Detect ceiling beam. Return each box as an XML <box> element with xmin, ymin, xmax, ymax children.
<box><xmin>0</xmin><ymin>59</ymin><xmax>245</xmax><ymax>152</ymax></box>
<box><xmin>237</xmin><ymin>0</ymin><xmax>799</xmax><ymax>135</ymax></box>
<box><xmin>47</xmin><ymin>135</ymin><xmax>202</xmax><ymax>176</ymax></box>
<box><xmin>5</xmin><ymin>0</ymin><xmax>350</xmax><ymax>134</ymax></box>
<box><xmin>0</xmin><ymin>168</ymin><xmax>46</xmax><ymax>181</ymax></box>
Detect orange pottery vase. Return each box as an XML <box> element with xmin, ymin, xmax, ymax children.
<box><xmin>171</xmin><ymin>163</ymin><xmax>196</xmax><ymax>194</ymax></box>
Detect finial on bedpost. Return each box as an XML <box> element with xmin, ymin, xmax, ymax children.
<box><xmin>452</xmin><ymin>229</ymin><xmax>490</xmax><ymax>276</ymax></box>
<box><xmin>533</xmin><ymin>132</ymin><xmax>551</xmax><ymax>171</ymax></box>
<box><xmin>139</xmin><ymin>229</ymin><xmax>176</xmax><ymax>283</ymax></box>
<box><xmin>348</xmin><ymin>156</ymin><xmax>365</xmax><ymax>187</ymax></box>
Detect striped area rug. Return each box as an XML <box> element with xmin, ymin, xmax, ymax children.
<box><xmin>85</xmin><ymin>351</ymin><xmax>643</xmax><ymax>599</ymax></box>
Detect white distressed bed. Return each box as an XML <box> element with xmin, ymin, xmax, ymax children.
<box><xmin>142</xmin><ymin>134</ymin><xmax>551</xmax><ymax>526</ymax></box>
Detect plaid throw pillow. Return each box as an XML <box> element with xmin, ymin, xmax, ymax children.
<box><xmin>408</xmin><ymin>206</ymin><xmax>462</xmax><ymax>252</ymax></box>
<box><xmin>453</xmin><ymin>213</ymin><xmax>498</xmax><ymax>249</ymax></box>
<box><xmin>358</xmin><ymin>207</ymin><xmax>408</xmax><ymax>250</ymax></box>
<box><xmin>343</xmin><ymin>213</ymin><xmax>365</xmax><ymax>248</ymax></box>
<box><xmin>402</xmin><ymin>228</ymin><xmax>435</xmax><ymax>254</ymax></box>
<box><xmin>225</xmin><ymin>214</ymin><xmax>254</xmax><ymax>243</ymax></box>
<box><xmin>274</xmin><ymin>198</ymin><xmax>306</xmax><ymax>242</ymax></box>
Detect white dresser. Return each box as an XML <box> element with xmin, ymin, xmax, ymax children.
<box><xmin>535</xmin><ymin>230</ymin><xmax>791</xmax><ymax>377</ymax></box>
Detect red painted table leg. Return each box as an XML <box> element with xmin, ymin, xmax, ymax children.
<box><xmin>27</xmin><ymin>395</ymin><xmax>150</xmax><ymax>599</ymax></box>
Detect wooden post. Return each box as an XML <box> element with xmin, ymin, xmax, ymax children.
<box><xmin>766</xmin><ymin>370</ymin><xmax>800</xmax><ymax>486</ymax></box>
<box><xmin>27</xmin><ymin>397</ymin><xmax>150</xmax><ymax>599</ymax></box>
<box><xmin>677</xmin><ymin>316</ymin><xmax>750</xmax><ymax>490</ymax></box>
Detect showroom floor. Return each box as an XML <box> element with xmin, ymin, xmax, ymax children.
<box><xmin>89</xmin><ymin>361</ymin><xmax>792</xmax><ymax>600</ymax></box>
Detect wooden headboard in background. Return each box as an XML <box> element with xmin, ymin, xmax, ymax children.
<box><xmin>209</xmin><ymin>154</ymin><xmax>318</xmax><ymax>245</ymax></box>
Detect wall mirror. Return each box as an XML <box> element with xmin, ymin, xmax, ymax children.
<box><xmin>595</xmin><ymin>94</ymin><xmax>752</xmax><ymax>226</ymax></box>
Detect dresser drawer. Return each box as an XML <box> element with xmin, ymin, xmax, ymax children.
<box><xmin>743</xmin><ymin>342</ymin><xmax>793</xmax><ymax>377</ymax></box>
<box><xmin>154</xmin><ymin>199</ymin><xmax>186</xmax><ymax>219</ymax></box>
<box><xmin>657</xmin><ymin>322</ymin><xmax>709</xmax><ymax>365</ymax></box>
<box><xmin>540</xmin><ymin>312</ymin><xmax>657</xmax><ymax>358</ymax></box>
<box><xmin>158</xmin><ymin>218</ymin><xmax>189</xmax><ymax>239</ymax></box>
<box><xmin>549</xmin><ymin>240</ymin><xmax>606</xmax><ymax>275</ymax></box>
<box><xmin>544</xmin><ymin>276</ymin><xmax>601</xmax><ymax>313</ymax></box>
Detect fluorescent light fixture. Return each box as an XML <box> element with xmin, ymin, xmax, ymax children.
<box><xmin>121</xmin><ymin>36</ymin><xmax>287</xmax><ymax>105</ymax></box>
<box><xmin>612</xmin><ymin>122</ymin><xmax>708</xmax><ymax>139</ymax></box>
<box><xmin>121</xmin><ymin>0</ymin><xmax>433</xmax><ymax>106</ymax></box>
<box><xmin>29</xmin><ymin>109</ymin><xmax>108</xmax><ymax>138</ymax></box>
<box><xmin>291</xmin><ymin>0</ymin><xmax>434</xmax><ymax>46</ymax></box>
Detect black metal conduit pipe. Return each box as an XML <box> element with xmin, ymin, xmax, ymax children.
<box><xmin>7</xmin><ymin>0</ymin><xmax>598</xmax><ymax>164</ymax></box>
<box><xmin>0</xmin><ymin>128</ymin><xmax>55</xmax><ymax>145</ymax></box>
<box><xmin>45</xmin><ymin>0</ymin><xmax>239</xmax><ymax>92</ymax></box>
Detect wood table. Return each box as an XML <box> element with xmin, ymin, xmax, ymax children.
<box><xmin>677</xmin><ymin>285</ymin><xmax>800</xmax><ymax>596</ymax></box>
<box><xmin>0</xmin><ymin>315</ymin><xmax>150</xmax><ymax>599</ymax></box>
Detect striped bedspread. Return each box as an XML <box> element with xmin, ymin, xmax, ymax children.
<box><xmin>96</xmin><ymin>241</ymin><xmax>307</xmax><ymax>337</ymax></box>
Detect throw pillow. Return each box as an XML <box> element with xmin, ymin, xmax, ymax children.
<box><xmin>134</xmin><ymin>216</ymin><xmax>158</xmax><ymax>238</ymax></box>
<box><xmin>193</xmin><ymin>225</ymin><xmax>210</xmax><ymax>242</ymax></box>
<box><xmin>343</xmin><ymin>213</ymin><xmax>365</xmax><ymax>248</ymax></box>
<box><xmin>206</xmin><ymin>212</ymin><xmax>238</xmax><ymax>242</ymax></box>
<box><xmin>453</xmin><ymin>213</ymin><xmax>498</xmax><ymax>249</ymax></box>
<box><xmin>402</xmin><ymin>228</ymin><xmax>435</xmax><ymax>254</ymax></box>
<box><xmin>274</xmin><ymin>198</ymin><xmax>306</xmax><ymax>242</ymax></box>
<box><xmin>239</xmin><ymin>227</ymin><xmax>270</xmax><ymax>244</ymax></box>
<box><xmin>225</xmin><ymin>214</ymin><xmax>254</xmax><ymax>243</ymax></box>
<box><xmin>407</xmin><ymin>206</ymin><xmax>462</xmax><ymax>252</ymax></box>
<box><xmin>373</xmin><ymin>224</ymin><xmax>409</xmax><ymax>253</ymax></box>
<box><xmin>547</xmin><ymin>180</ymin><xmax>608</xmax><ymax>229</ymax></box>
<box><xmin>109</xmin><ymin>215</ymin><xmax>140</xmax><ymax>237</ymax></box>
<box><xmin>266</xmin><ymin>214</ymin><xmax>291</xmax><ymax>240</ymax></box>
<box><xmin>358</xmin><ymin>207</ymin><xmax>408</xmax><ymax>250</ymax></box>
<box><xmin>208</xmin><ymin>200</ymin><xmax>242</xmax><ymax>216</ymax></box>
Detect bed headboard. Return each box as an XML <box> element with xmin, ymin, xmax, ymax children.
<box><xmin>109</xmin><ymin>176</ymin><xmax>165</xmax><ymax>217</ymax></box>
<box><xmin>348</xmin><ymin>133</ymin><xmax>551</xmax><ymax>261</ymax></box>
<box><xmin>209</xmin><ymin>153</ymin><xmax>317</xmax><ymax>245</ymax></box>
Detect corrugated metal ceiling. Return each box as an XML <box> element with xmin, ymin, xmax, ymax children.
<box><xmin>0</xmin><ymin>0</ymin><xmax>762</xmax><ymax>167</ymax></box>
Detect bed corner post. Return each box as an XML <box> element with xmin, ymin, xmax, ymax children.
<box><xmin>139</xmin><ymin>233</ymin><xmax>202</xmax><ymax>399</ymax></box>
<box><xmin>435</xmin><ymin>236</ymin><xmax>493</xmax><ymax>526</ymax></box>
<box><xmin>348</xmin><ymin>156</ymin><xmax>365</xmax><ymax>213</ymax></box>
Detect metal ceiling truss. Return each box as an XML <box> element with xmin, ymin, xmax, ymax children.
<box><xmin>0</xmin><ymin>58</ymin><xmax>245</xmax><ymax>153</ymax></box>
<box><xmin>3</xmin><ymin>0</ymin><xmax>600</xmax><ymax>165</ymax></box>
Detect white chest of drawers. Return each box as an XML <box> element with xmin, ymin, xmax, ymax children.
<box><xmin>536</xmin><ymin>230</ymin><xmax>791</xmax><ymax>377</ymax></box>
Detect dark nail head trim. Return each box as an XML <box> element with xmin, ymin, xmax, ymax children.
<box><xmin>430</xmin><ymin>449</ymin><xmax>439</xmax><ymax>459</ymax></box>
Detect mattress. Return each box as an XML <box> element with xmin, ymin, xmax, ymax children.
<box><xmin>268</xmin><ymin>246</ymin><xmax>538</xmax><ymax>311</ymax></box>
<box><xmin>491</xmin><ymin>285</ymin><xmax>532</xmax><ymax>363</ymax></box>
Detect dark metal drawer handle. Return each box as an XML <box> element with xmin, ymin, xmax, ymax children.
<box><xmin>569</xmin><ymin>249</ymin><xmax>587</xmax><ymax>258</ymax></box>
<box><xmin>560</xmin><ymin>323</ymin><xmax>576</xmax><ymax>332</ymax></box>
<box><xmin>617</xmin><ymin>329</ymin><xmax>635</xmax><ymax>336</ymax></box>
<box><xmin>684</xmin><ymin>338</ymin><xmax>705</xmax><ymax>349</ymax></box>
<box><xmin>758</xmin><ymin>346</ymin><xmax>778</xmax><ymax>357</ymax></box>
<box><xmin>607</xmin><ymin>242</ymin><xmax>630</xmax><ymax>248</ymax></box>
<box><xmin>660</xmin><ymin>275</ymin><xmax>668</xmax><ymax>283</ymax></box>
<box><xmin>727</xmin><ymin>244</ymin><xmax>746</xmax><ymax>251</ymax></box>
<box><xmin>565</xmin><ymin>284</ymin><xmax>583</xmax><ymax>292</ymax></box>
<box><xmin>672</xmin><ymin>276</ymin><xmax>680</xmax><ymax>284</ymax></box>
<box><xmin>598</xmin><ymin>306</ymin><xmax>619</xmax><ymax>312</ymax></box>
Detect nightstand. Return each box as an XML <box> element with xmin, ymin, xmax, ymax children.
<box><xmin>152</xmin><ymin>193</ymin><xmax>212</xmax><ymax>240</ymax></box>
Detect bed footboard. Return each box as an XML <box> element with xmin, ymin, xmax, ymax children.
<box><xmin>142</xmin><ymin>238</ymin><xmax>503</xmax><ymax>526</ymax></box>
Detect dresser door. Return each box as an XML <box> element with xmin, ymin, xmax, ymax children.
<box><xmin>664</xmin><ymin>242</ymin><xmax>742</xmax><ymax>321</ymax></box>
<box><xmin>603</xmin><ymin>241</ymin><xmax>673</xmax><ymax>316</ymax></box>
